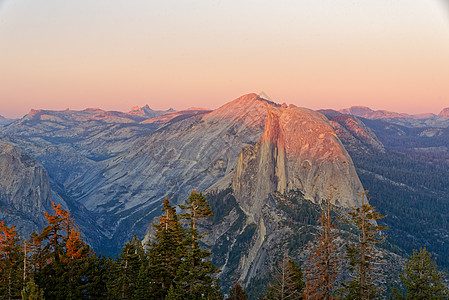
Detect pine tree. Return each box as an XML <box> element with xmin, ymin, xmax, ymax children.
<box><xmin>179</xmin><ymin>190</ymin><xmax>214</xmax><ymax>245</ymax></box>
<box><xmin>148</xmin><ymin>197</ymin><xmax>186</xmax><ymax>299</ymax></box>
<box><xmin>263</xmin><ymin>256</ymin><xmax>304</xmax><ymax>300</ymax></box>
<box><xmin>175</xmin><ymin>190</ymin><xmax>222</xmax><ymax>299</ymax></box>
<box><xmin>394</xmin><ymin>248</ymin><xmax>448</xmax><ymax>299</ymax></box>
<box><xmin>340</xmin><ymin>191</ymin><xmax>388</xmax><ymax>300</ymax></box>
<box><xmin>226</xmin><ymin>283</ymin><xmax>248</xmax><ymax>300</ymax></box>
<box><xmin>37</xmin><ymin>202</ymin><xmax>75</xmax><ymax>266</ymax></box>
<box><xmin>165</xmin><ymin>284</ymin><xmax>184</xmax><ymax>300</ymax></box>
<box><xmin>21</xmin><ymin>277</ymin><xmax>44</xmax><ymax>300</ymax></box>
<box><xmin>110</xmin><ymin>235</ymin><xmax>148</xmax><ymax>300</ymax></box>
<box><xmin>34</xmin><ymin>202</ymin><xmax>97</xmax><ymax>299</ymax></box>
<box><xmin>82</xmin><ymin>253</ymin><xmax>109</xmax><ymax>299</ymax></box>
<box><xmin>0</xmin><ymin>221</ymin><xmax>23</xmax><ymax>299</ymax></box>
<box><xmin>304</xmin><ymin>198</ymin><xmax>340</xmax><ymax>300</ymax></box>
<box><xmin>133</xmin><ymin>264</ymin><xmax>151</xmax><ymax>300</ymax></box>
<box><xmin>28</xmin><ymin>232</ymin><xmax>43</xmax><ymax>274</ymax></box>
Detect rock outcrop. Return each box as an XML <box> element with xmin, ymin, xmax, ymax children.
<box><xmin>0</xmin><ymin>93</ymin><xmax>366</xmax><ymax>255</ymax></box>
<box><xmin>0</xmin><ymin>142</ymin><xmax>51</xmax><ymax>234</ymax></box>
<box><xmin>216</xmin><ymin>105</ymin><xmax>365</xmax><ymax>284</ymax></box>
<box><xmin>128</xmin><ymin>105</ymin><xmax>175</xmax><ymax>118</ymax></box>
<box><xmin>324</xmin><ymin>114</ymin><xmax>385</xmax><ymax>152</ymax></box>
<box><xmin>339</xmin><ymin>106</ymin><xmax>408</xmax><ymax>119</ymax></box>
<box><xmin>338</xmin><ymin>106</ymin><xmax>449</xmax><ymax>128</ymax></box>
<box><xmin>233</xmin><ymin>106</ymin><xmax>364</xmax><ymax>210</ymax></box>
<box><xmin>439</xmin><ymin>108</ymin><xmax>449</xmax><ymax>118</ymax></box>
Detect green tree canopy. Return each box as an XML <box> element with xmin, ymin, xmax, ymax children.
<box><xmin>395</xmin><ymin>248</ymin><xmax>448</xmax><ymax>300</ymax></box>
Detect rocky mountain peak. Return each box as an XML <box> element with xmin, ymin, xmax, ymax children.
<box><xmin>129</xmin><ymin>104</ymin><xmax>154</xmax><ymax>115</ymax></box>
<box><xmin>339</xmin><ymin>106</ymin><xmax>407</xmax><ymax>119</ymax></box>
<box><xmin>340</xmin><ymin>106</ymin><xmax>373</xmax><ymax>116</ymax></box>
<box><xmin>129</xmin><ymin>105</ymin><xmax>175</xmax><ymax>118</ymax></box>
<box><xmin>232</xmin><ymin>105</ymin><xmax>364</xmax><ymax>217</ymax></box>
<box><xmin>203</xmin><ymin>93</ymin><xmax>278</xmax><ymax>129</ymax></box>
<box><xmin>439</xmin><ymin>108</ymin><xmax>449</xmax><ymax>118</ymax></box>
<box><xmin>226</xmin><ymin>104</ymin><xmax>365</xmax><ymax>283</ymax></box>
<box><xmin>27</xmin><ymin>109</ymin><xmax>44</xmax><ymax>118</ymax></box>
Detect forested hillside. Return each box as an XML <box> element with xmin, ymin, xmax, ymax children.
<box><xmin>2</xmin><ymin>189</ymin><xmax>447</xmax><ymax>299</ymax></box>
<box><xmin>327</xmin><ymin>115</ymin><xmax>449</xmax><ymax>270</ymax></box>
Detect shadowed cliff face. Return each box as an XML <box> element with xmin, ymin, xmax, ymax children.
<box><xmin>0</xmin><ymin>142</ymin><xmax>51</xmax><ymax>233</ymax></box>
<box><xmin>233</xmin><ymin>106</ymin><xmax>364</xmax><ymax>214</ymax></box>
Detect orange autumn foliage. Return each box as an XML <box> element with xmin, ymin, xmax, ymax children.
<box><xmin>0</xmin><ymin>221</ymin><xmax>19</xmax><ymax>258</ymax></box>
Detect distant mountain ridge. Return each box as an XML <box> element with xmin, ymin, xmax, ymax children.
<box><xmin>128</xmin><ymin>105</ymin><xmax>175</xmax><ymax>118</ymax></box>
<box><xmin>1</xmin><ymin>95</ymin><xmax>449</xmax><ymax>294</ymax></box>
<box><xmin>333</xmin><ymin>106</ymin><xmax>449</xmax><ymax>128</ymax></box>
<box><xmin>0</xmin><ymin>115</ymin><xmax>17</xmax><ymax>125</ymax></box>
<box><xmin>439</xmin><ymin>107</ymin><xmax>449</xmax><ymax>118</ymax></box>
<box><xmin>339</xmin><ymin>106</ymin><xmax>408</xmax><ymax>119</ymax></box>
<box><xmin>0</xmin><ymin>93</ymin><xmax>365</xmax><ymax>277</ymax></box>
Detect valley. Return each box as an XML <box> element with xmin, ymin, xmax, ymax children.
<box><xmin>1</xmin><ymin>93</ymin><xmax>449</xmax><ymax>297</ymax></box>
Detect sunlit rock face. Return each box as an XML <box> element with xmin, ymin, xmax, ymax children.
<box><xmin>439</xmin><ymin>108</ymin><xmax>449</xmax><ymax>118</ymax></box>
<box><xmin>0</xmin><ymin>93</ymin><xmax>365</xmax><ymax>256</ymax></box>
<box><xmin>206</xmin><ymin>103</ymin><xmax>365</xmax><ymax>287</ymax></box>
<box><xmin>233</xmin><ymin>105</ymin><xmax>364</xmax><ymax>213</ymax></box>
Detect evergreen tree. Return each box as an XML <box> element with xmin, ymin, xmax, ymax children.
<box><xmin>21</xmin><ymin>277</ymin><xmax>44</xmax><ymax>300</ymax></box>
<box><xmin>304</xmin><ymin>198</ymin><xmax>340</xmax><ymax>300</ymax></box>
<box><xmin>148</xmin><ymin>197</ymin><xmax>185</xmax><ymax>299</ymax></box>
<box><xmin>28</xmin><ymin>232</ymin><xmax>43</xmax><ymax>274</ymax></box>
<box><xmin>82</xmin><ymin>254</ymin><xmax>109</xmax><ymax>299</ymax></box>
<box><xmin>34</xmin><ymin>202</ymin><xmax>98</xmax><ymax>299</ymax></box>
<box><xmin>226</xmin><ymin>283</ymin><xmax>248</xmax><ymax>300</ymax></box>
<box><xmin>394</xmin><ymin>248</ymin><xmax>448</xmax><ymax>300</ymax></box>
<box><xmin>165</xmin><ymin>284</ymin><xmax>184</xmax><ymax>300</ymax></box>
<box><xmin>0</xmin><ymin>221</ymin><xmax>23</xmax><ymax>299</ymax></box>
<box><xmin>110</xmin><ymin>235</ymin><xmax>148</xmax><ymax>300</ymax></box>
<box><xmin>175</xmin><ymin>190</ymin><xmax>222</xmax><ymax>299</ymax></box>
<box><xmin>263</xmin><ymin>256</ymin><xmax>304</xmax><ymax>300</ymax></box>
<box><xmin>340</xmin><ymin>191</ymin><xmax>388</xmax><ymax>300</ymax></box>
<box><xmin>38</xmin><ymin>202</ymin><xmax>73</xmax><ymax>264</ymax></box>
<box><xmin>133</xmin><ymin>264</ymin><xmax>151</xmax><ymax>300</ymax></box>
<box><xmin>179</xmin><ymin>190</ymin><xmax>213</xmax><ymax>244</ymax></box>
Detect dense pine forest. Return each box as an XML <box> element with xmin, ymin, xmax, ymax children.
<box><xmin>1</xmin><ymin>191</ymin><xmax>447</xmax><ymax>299</ymax></box>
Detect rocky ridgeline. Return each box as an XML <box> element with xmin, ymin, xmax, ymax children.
<box><xmin>0</xmin><ymin>94</ymin><xmax>378</xmax><ymax>274</ymax></box>
<box><xmin>440</xmin><ymin>107</ymin><xmax>449</xmax><ymax>118</ymax></box>
<box><xmin>338</xmin><ymin>106</ymin><xmax>449</xmax><ymax>128</ymax></box>
<box><xmin>200</xmin><ymin>100</ymin><xmax>365</xmax><ymax>288</ymax></box>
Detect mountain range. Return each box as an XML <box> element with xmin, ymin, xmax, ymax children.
<box><xmin>1</xmin><ymin>94</ymin><xmax>448</xmax><ymax>294</ymax></box>
<box><xmin>0</xmin><ymin>115</ymin><xmax>16</xmax><ymax>125</ymax></box>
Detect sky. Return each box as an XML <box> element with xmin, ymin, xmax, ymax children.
<box><xmin>0</xmin><ymin>0</ymin><xmax>448</xmax><ymax>118</ymax></box>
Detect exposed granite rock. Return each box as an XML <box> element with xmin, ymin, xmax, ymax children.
<box><xmin>324</xmin><ymin>114</ymin><xmax>385</xmax><ymax>152</ymax></box>
<box><xmin>220</xmin><ymin>106</ymin><xmax>365</xmax><ymax>285</ymax></box>
<box><xmin>233</xmin><ymin>106</ymin><xmax>364</xmax><ymax>209</ymax></box>
<box><xmin>0</xmin><ymin>93</ymin><xmax>366</xmax><ymax>254</ymax></box>
<box><xmin>0</xmin><ymin>142</ymin><xmax>51</xmax><ymax>234</ymax></box>
<box><xmin>440</xmin><ymin>108</ymin><xmax>449</xmax><ymax>118</ymax></box>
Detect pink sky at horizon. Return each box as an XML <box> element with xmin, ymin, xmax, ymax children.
<box><xmin>1</xmin><ymin>0</ymin><xmax>449</xmax><ymax>118</ymax></box>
